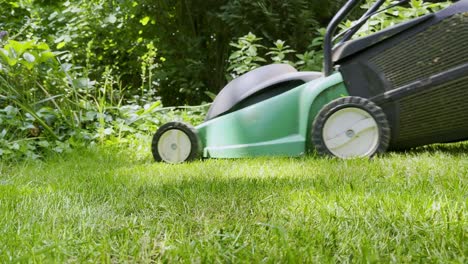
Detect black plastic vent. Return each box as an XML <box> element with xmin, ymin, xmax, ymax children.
<box><xmin>227</xmin><ymin>80</ymin><xmax>305</xmax><ymax>115</ymax></box>
<box><xmin>395</xmin><ymin>75</ymin><xmax>468</xmax><ymax>147</ymax></box>
<box><xmin>370</xmin><ymin>13</ymin><xmax>468</xmax><ymax>90</ymax></box>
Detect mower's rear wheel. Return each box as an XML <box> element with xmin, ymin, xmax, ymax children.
<box><xmin>152</xmin><ymin>122</ymin><xmax>201</xmax><ymax>163</ymax></box>
<box><xmin>311</xmin><ymin>96</ymin><xmax>390</xmax><ymax>158</ymax></box>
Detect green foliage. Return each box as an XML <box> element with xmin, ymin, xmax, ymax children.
<box><xmin>227</xmin><ymin>29</ymin><xmax>326</xmax><ymax>76</ymax></box>
<box><xmin>139</xmin><ymin>42</ymin><xmax>159</xmax><ymax>105</ymax></box>
<box><xmin>340</xmin><ymin>0</ymin><xmax>452</xmax><ymax>39</ymax></box>
<box><xmin>0</xmin><ymin>105</ymin><xmax>66</xmax><ymax>159</ymax></box>
<box><xmin>46</xmin><ymin>0</ymin><xmax>151</xmax><ymax>82</ymax></box>
<box><xmin>0</xmin><ymin>39</ymin><xmax>67</xmax><ymax>141</ymax></box>
<box><xmin>267</xmin><ymin>40</ymin><xmax>296</xmax><ymax>65</ymax></box>
<box><xmin>140</xmin><ymin>0</ymin><xmax>233</xmax><ymax>105</ymax></box>
<box><xmin>295</xmin><ymin>28</ymin><xmax>326</xmax><ymax>72</ymax></box>
<box><xmin>218</xmin><ymin>0</ymin><xmax>348</xmax><ymax>50</ymax></box>
<box><xmin>0</xmin><ymin>1</ymin><xmax>33</xmax><ymax>39</ymax></box>
<box><xmin>0</xmin><ymin>0</ymin><xmax>162</xmax><ymax>103</ymax></box>
<box><xmin>227</xmin><ymin>33</ymin><xmax>266</xmax><ymax>78</ymax></box>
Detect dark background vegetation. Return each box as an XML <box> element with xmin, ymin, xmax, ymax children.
<box><xmin>1</xmin><ymin>0</ymin><xmax>350</xmax><ymax>105</ymax></box>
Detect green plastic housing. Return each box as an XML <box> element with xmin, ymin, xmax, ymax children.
<box><xmin>196</xmin><ymin>73</ymin><xmax>348</xmax><ymax>158</ymax></box>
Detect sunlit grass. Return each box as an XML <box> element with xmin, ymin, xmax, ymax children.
<box><xmin>0</xmin><ymin>143</ymin><xmax>467</xmax><ymax>262</ymax></box>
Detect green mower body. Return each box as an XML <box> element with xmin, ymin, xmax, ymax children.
<box><xmin>196</xmin><ymin>73</ymin><xmax>347</xmax><ymax>158</ymax></box>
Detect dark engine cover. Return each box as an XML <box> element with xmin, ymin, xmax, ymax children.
<box><xmin>337</xmin><ymin>1</ymin><xmax>468</xmax><ymax>149</ymax></box>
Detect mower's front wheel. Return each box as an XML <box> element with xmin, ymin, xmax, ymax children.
<box><xmin>152</xmin><ymin>122</ymin><xmax>201</xmax><ymax>163</ymax></box>
<box><xmin>311</xmin><ymin>96</ymin><xmax>390</xmax><ymax>158</ymax></box>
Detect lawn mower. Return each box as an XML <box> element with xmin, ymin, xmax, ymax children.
<box><xmin>152</xmin><ymin>0</ymin><xmax>468</xmax><ymax>163</ymax></box>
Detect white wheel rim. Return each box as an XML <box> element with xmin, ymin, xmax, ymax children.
<box><xmin>322</xmin><ymin>107</ymin><xmax>379</xmax><ymax>158</ymax></box>
<box><xmin>157</xmin><ymin>129</ymin><xmax>192</xmax><ymax>163</ymax></box>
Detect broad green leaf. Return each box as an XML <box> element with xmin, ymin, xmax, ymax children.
<box><xmin>135</xmin><ymin>101</ymin><xmax>162</xmax><ymax>116</ymax></box>
<box><xmin>23</xmin><ymin>52</ymin><xmax>36</xmax><ymax>63</ymax></box>
<box><xmin>19</xmin><ymin>60</ymin><xmax>35</xmax><ymax>70</ymax></box>
<box><xmin>61</xmin><ymin>63</ymin><xmax>73</xmax><ymax>72</ymax></box>
<box><xmin>36</xmin><ymin>43</ymin><xmax>50</xmax><ymax>50</ymax></box>
<box><xmin>37</xmin><ymin>141</ymin><xmax>50</xmax><ymax>148</ymax></box>
<box><xmin>72</xmin><ymin>78</ymin><xmax>93</xmax><ymax>89</ymax></box>
<box><xmin>6</xmin><ymin>40</ymin><xmax>34</xmax><ymax>57</ymax></box>
<box><xmin>0</xmin><ymin>49</ymin><xmax>11</xmax><ymax>65</ymax></box>
<box><xmin>103</xmin><ymin>128</ymin><xmax>114</xmax><ymax>135</ymax></box>
<box><xmin>85</xmin><ymin>111</ymin><xmax>97</xmax><ymax>121</ymax></box>
<box><xmin>38</xmin><ymin>51</ymin><xmax>55</xmax><ymax>62</ymax></box>
<box><xmin>56</xmin><ymin>42</ymin><xmax>66</xmax><ymax>49</ymax></box>
<box><xmin>106</xmin><ymin>14</ymin><xmax>117</xmax><ymax>24</ymax></box>
<box><xmin>140</xmin><ymin>16</ymin><xmax>150</xmax><ymax>26</ymax></box>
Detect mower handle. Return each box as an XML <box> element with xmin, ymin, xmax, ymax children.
<box><xmin>323</xmin><ymin>0</ymin><xmax>390</xmax><ymax>76</ymax></box>
<box><xmin>339</xmin><ymin>0</ymin><xmax>387</xmax><ymax>43</ymax></box>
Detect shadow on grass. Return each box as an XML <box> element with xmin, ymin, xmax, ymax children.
<box><xmin>392</xmin><ymin>141</ymin><xmax>468</xmax><ymax>156</ymax></box>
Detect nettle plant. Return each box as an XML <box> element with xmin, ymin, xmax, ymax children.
<box><xmin>227</xmin><ymin>30</ymin><xmax>326</xmax><ymax>77</ymax></box>
<box><xmin>0</xmin><ymin>39</ymin><xmax>71</xmax><ymax>159</ymax></box>
<box><xmin>227</xmin><ymin>33</ymin><xmax>267</xmax><ymax>78</ymax></box>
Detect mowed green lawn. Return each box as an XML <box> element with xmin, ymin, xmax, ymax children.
<box><xmin>0</xmin><ymin>143</ymin><xmax>467</xmax><ymax>263</ymax></box>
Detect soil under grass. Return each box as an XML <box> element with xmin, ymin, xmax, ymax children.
<box><xmin>0</xmin><ymin>143</ymin><xmax>467</xmax><ymax>263</ymax></box>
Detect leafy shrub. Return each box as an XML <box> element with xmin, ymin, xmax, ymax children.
<box><xmin>339</xmin><ymin>0</ymin><xmax>452</xmax><ymax>39</ymax></box>
<box><xmin>294</xmin><ymin>28</ymin><xmax>326</xmax><ymax>72</ymax></box>
<box><xmin>227</xmin><ymin>33</ymin><xmax>267</xmax><ymax>78</ymax></box>
<box><xmin>227</xmin><ymin>30</ymin><xmax>326</xmax><ymax>76</ymax></box>
<box><xmin>0</xmin><ymin>0</ymin><xmax>162</xmax><ymax>104</ymax></box>
<box><xmin>0</xmin><ymin>39</ymin><xmax>74</xmax><ymax>159</ymax></box>
<box><xmin>46</xmin><ymin>0</ymin><xmax>152</xmax><ymax>84</ymax></box>
<box><xmin>0</xmin><ymin>40</ymin><xmax>67</xmax><ymax>136</ymax></box>
<box><xmin>267</xmin><ymin>40</ymin><xmax>296</xmax><ymax>65</ymax></box>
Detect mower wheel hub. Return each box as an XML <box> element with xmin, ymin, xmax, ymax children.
<box><xmin>346</xmin><ymin>129</ymin><xmax>355</xmax><ymax>138</ymax></box>
<box><xmin>157</xmin><ymin>129</ymin><xmax>192</xmax><ymax>163</ymax></box>
<box><xmin>323</xmin><ymin>108</ymin><xmax>379</xmax><ymax>158</ymax></box>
